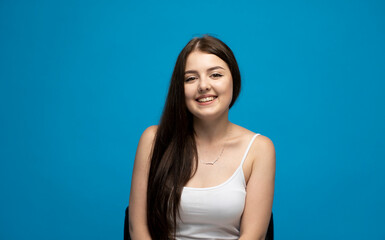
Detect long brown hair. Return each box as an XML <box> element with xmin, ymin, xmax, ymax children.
<box><xmin>146</xmin><ymin>35</ymin><xmax>241</xmax><ymax>239</ymax></box>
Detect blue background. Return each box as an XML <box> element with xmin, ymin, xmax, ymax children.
<box><xmin>1</xmin><ymin>0</ymin><xmax>384</xmax><ymax>239</ymax></box>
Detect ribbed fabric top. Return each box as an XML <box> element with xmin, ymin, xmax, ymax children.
<box><xmin>175</xmin><ymin>134</ymin><xmax>260</xmax><ymax>240</ymax></box>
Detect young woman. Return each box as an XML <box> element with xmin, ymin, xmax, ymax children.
<box><xmin>129</xmin><ymin>35</ymin><xmax>276</xmax><ymax>240</ymax></box>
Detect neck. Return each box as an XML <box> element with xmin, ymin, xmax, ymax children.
<box><xmin>193</xmin><ymin>111</ymin><xmax>231</xmax><ymax>144</ymax></box>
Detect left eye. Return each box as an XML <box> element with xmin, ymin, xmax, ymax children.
<box><xmin>211</xmin><ymin>73</ymin><xmax>223</xmax><ymax>78</ymax></box>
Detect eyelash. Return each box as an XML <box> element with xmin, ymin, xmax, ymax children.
<box><xmin>185</xmin><ymin>76</ymin><xmax>197</xmax><ymax>82</ymax></box>
<box><xmin>185</xmin><ymin>73</ymin><xmax>223</xmax><ymax>82</ymax></box>
<box><xmin>211</xmin><ymin>73</ymin><xmax>223</xmax><ymax>78</ymax></box>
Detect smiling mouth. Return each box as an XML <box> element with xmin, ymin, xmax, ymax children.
<box><xmin>196</xmin><ymin>96</ymin><xmax>217</xmax><ymax>103</ymax></box>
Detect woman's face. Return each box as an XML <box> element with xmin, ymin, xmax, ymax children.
<box><xmin>184</xmin><ymin>50</ymin><xmax>233</xmax><ymax>121</ymax></box>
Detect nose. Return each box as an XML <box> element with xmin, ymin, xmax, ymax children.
<box><xmin>198</xmin><ymin>76</ymin><xmax>211</xmax><ymax>93</ymax></box>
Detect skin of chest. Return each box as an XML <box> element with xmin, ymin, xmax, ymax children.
<box><xmin>184</xmin><ymin>132</ymin><xmax>257</xmax><ymax>188</ymax></box>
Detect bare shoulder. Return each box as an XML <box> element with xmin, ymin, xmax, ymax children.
<box><xmin>254</xmin><ymin>134</ymin><xmax>275</xmax><ymax>152</ymax></box>
<box><xmin>140</xmin><ymin>125</ymin><xmax>158</xmax><ymax>143</ymax></box>
<box><xmin>251</xmin><ymin>134</ymin><xmax>276</xmax><ymax>169</ymax></box>
<box><xmin>135</xmin><ymin>125</ymin><xmax>158</xmax><ymax>165</ymax></box>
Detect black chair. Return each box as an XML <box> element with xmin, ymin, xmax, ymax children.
<box><xmin>266</xmin><ymin>212</ymin><xmax>274</xmax><ymax>240</ymax></box>
<box><xmin>124</xmin><ymin>207</ymin><xmax>131</xmax><ymax>240</ymax></box>
<box><xmin>124</xmin><ymin>206</ymin><xmax>273</xmax><ymax>240</ymax></box>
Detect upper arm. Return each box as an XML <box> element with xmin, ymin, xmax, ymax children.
<box><xmin>128</xmin><ymin>125</ymin><xmax>158</xmax><ymax>240</ymax></box>
<box><xmin>240</xmin><ymin>135</ymin><xmax>276</xmax><ymax>240</ymax></box>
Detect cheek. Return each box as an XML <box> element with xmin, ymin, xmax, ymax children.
<box><xmin>184</xmin><ymin>86</ymin><xmax>196</xmax><ymax>112</ymax></box>
<box><xmin>220</xmin><ymin>79</ymin><xmax>233</xmax><ymax>107</ymax></box>
<box><xmin>222</xmin><ymin>79</ymin><xmax>233</xmax><ymax>99</ymax></box>
<box><xmin>227</xmin><ymin>84</ymin><xmax>233</xmax><ymax>104</ymax></box>
<box><xmin>184</xmin><ymin>86</ymin><xmax>194</xmax><ymax>100</ymax></box>
<box><xmin>228</xmin><ymin>80</ymin><xmax>233</xmax><ymax>94</ymax></box>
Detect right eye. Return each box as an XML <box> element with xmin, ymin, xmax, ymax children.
<box><xmin>185</xmin><ymin>76</ymin><xmax>197</xmax><ymax>82</ymax></box>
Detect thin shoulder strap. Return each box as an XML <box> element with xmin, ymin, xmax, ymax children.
<box><xmin>240</xmin><ymin>134</ymin><xmax>260</xmax><ymax>167</ymax></box>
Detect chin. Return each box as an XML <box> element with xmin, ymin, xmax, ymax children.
<box><xmin>192</xmin><ymin>109</ymin><xmax>229</xmax><ymax>122</ymax></box>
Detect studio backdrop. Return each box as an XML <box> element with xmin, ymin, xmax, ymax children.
<box><xmin>1</xmin><ymin>0</ymin><xmax>384</xmax><ymax>239</ymax></box>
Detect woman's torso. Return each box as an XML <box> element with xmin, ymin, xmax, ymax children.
<box><xmin>175</xmin><ymin>130</ymin><xmax>260</xmax><ymax>240</ymax></box>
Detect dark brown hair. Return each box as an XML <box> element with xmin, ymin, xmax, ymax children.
<box><xmin>146</xmin><ymin>35</ymin><xmax>241</xmax><ymax>239</ymax></box>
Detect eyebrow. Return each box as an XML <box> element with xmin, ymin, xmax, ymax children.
<box><xmin>184</xmin><ymin>66</ymin><xmax>225</xmax><ymax>75</ymax></box>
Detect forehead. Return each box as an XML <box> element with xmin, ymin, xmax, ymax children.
<box><xmin>185</xmin><ymin>51</ymin><xmax>228</xmax><ymax>71</ymax></box>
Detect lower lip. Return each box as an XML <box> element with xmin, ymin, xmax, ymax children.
<box><xmin>196</xmin><ymin>98</ymin><xmax>217</xmax><ymax>105</ymax></box>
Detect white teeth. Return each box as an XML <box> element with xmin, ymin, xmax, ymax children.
<box><xmin>198</xmin><ymin>97</ymin><xmax>216</xmax><ymax>103</ymax></box>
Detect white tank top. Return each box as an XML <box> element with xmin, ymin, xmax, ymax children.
<box><xmin>176</xmin><ymin>134</ymin><xmax>260</xmax><ymax>240</ymax></box>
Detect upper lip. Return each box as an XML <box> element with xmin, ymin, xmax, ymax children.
<box><xmin>196</xmin><ymin>94</ymin><xmax>217</xmax><ymax>101</ymax></box>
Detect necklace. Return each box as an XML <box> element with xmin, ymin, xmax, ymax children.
<box><xmin>199</xmin><ymin>126</ymin><xmax>230</xmax><ymax>166</ymax></box>
<box><xmin>200</xmin><ymin>146</ymin><xmax>225</xmax><ymax>165</ymax></box>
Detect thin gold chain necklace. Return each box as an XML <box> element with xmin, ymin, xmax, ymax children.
<box><xmin>198</xmin><ymin>125</ymin><xmax>230</xmax><ymax>166</ymax></box>
<box><xmin>200</xmin><ymin>146</ymin><xmax>225</xmax><ymax>165</ymax></box>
